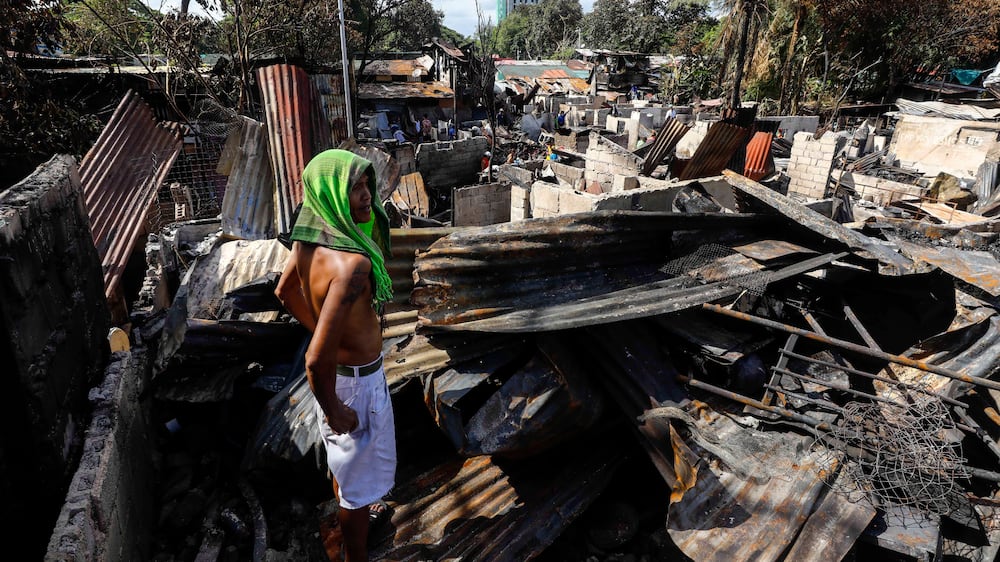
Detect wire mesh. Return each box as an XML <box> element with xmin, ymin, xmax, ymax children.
<box><xmin>148</xmin><ymin>99</ymin><xmax>241</xmax><ymax>233</ymax></box>
<box><xmin>814</xmin><ymin>397</ymin><xmax>970</xmax><ymax>516</ymax></box>
<box><xmin>660</xmin><ymin>243</ymin><xmax>773</xmax><ymax>296</ymax></box>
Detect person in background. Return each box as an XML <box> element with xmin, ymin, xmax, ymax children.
<box><xmin>421</xmin><ymin>114</ymin><xmax>433</xmax><ymax>142</ymax></box>
<box><xmin>274</xmin><ymin>149</ymin><xmax>396</xmax><ymax>562</ymax></box>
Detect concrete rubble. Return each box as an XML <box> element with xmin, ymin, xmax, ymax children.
<box><xmin>4</xmin><ymin>58</ymin><xmax>1000</xmax><ymax>562</ymax></box>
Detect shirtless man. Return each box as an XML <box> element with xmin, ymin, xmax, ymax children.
<box><xmin>275</xmin><ymin>149</ymin><xmax>396</xmax><ymax>562</ymax></box>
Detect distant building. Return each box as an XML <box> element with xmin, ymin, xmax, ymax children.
<box><xmin>497</xmin><ymin>0</ymin><xmax>541</xmax><ymax>23</ymax></box>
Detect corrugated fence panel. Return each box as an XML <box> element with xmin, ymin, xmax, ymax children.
<box><xmin>258</xmin><ymin>64</ymin><xmax>314</xmax><ymax>236</ymax></box>
<box><xmin>78</xmin><ymin>89</ymin><xmax>183</xmax><ymax>305</ymax></box>
<box><xmin>220</xmin><ymin>116</ymin><xmax>276</xmax><ymax>240</ymax></box>
<box><xmin>743</xmin><ymin>131</ymin><xmax>774</xmax><ymax>181</ymax></box>
<box><xmin>680</xmin><ymin>122</ymin><xmax>750</xmax><ymax>181</ymax></box>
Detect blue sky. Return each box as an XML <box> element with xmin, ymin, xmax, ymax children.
<box><xmin>434</xmin><ymin>0</ymin><xmax>596</xmax><ymax>39</ymax></box>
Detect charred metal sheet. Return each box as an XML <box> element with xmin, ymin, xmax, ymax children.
<box><xmin>731</xmin><ymin>239</ymin><xmax>818</xmax><ymax>262</ymax></box>
<box><xmin>723</xmin><ymin>170</ymin><xmax>915</xmax><ymax>275</ymax></box>
<box><xmin>219</xmin><ymin>116</ymin><xmax>276</xmax><ymax>240</ymax></box>
<box><xmin>368</xmin><ymin>439</ymin><xmax>625</xmax><ymax>561</ymax></box>
<box><xmin>311</xmin><ymin>73</ymin><xmax>349</xmax><ymax>145</ymax></box>
<box><xmin>640</xmin><ymin>118</ymin><xmax>690</xmax><ymax>176</ymax></box>
<box><xmin>258</xmin><ymin>64</ymin><xmax>324</xmax><ymax>235</ymax></box>
<box><xmin>363</xmin><ymin>58</ymin><xmax>431</xmax><ymax>78</ymax></box>
<box><xmin>889</xmin><ymin>199</ymin><xmax>991</xmax><ymax>226</ymax></box>
<box><xmin>79</xmin><ymin>89</ymin><xmax>183</xmax><ymax>305</ymax></box>
<box><xmin>425</xmin><ymin>334</ymin><xmax>604</xmax><ymax>458</ymax></box>
<box><xmin>386</xmin><ymin>227</ymin><xmax>457</xmax><ymax>310</ymax></box>
<box><xmin>859</xmin><ymin>505</ymin><xmax>941</xmax><ymax>559</ymax></box>
<box><xmin>892</xmin><ymin>238</ymin><xmax>1000</xmax><ymax>297</ymax></box>
<box><xmin>414</xmin><ymin>212</ymin><xmax>845</xmax><ymax>332</ymax></box>
<box><xmin>357</xmin><ymin>81</ymin><xmax>455</xmax><ymax>100</ymax></box>
<box><xmin>662</xmin><ymin>402</ymin><xmax>854</xmax><ymax>562</ymax></box>
<box><xmin>153</xmin><ymin>319</ymin><xmax>306</xmax><ymax>402</ymax></box>
<box><xmin>412</xmin><ymin>212</ymin><xmax>776</xmax><ymax>332</ymax></box>
<box><xmin>743</xmin><ymin>131</ymin><xmax>774</xmax><ymax>181</ymax></box>
<box><xmin>652</xmin><ymin>308</ymin><xmax>775</xmax><ymax>365</ymax></box>
<box><xmin>679</xmin><ymin>122</ymin><xmax>749</xmax><ymax>180</ymax></box>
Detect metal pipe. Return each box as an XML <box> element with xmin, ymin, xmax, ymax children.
<box><xmin>703</xmin><ymin>303</ymin><xmax>1000</xmax><ymax>392</ymax></box>
<box><xmin>777</xmin><ymin>349</ymin><xmax>965</xmax><ymax>408</ymax></box>
<box><xmin>337</xmin><ymin>0</ymin><xmax>353</xmax><ymax>138</ymax></box>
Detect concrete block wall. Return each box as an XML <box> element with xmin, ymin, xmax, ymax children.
<box><xmin>786</xmin><ymin>131</ymin><xmax>850</xmax><ymax>199</ymax></box>
<box><xmin>675</xmin><ymin>120</ymin><xmax>712</xmax><ymax>158</ymax></box>
<box><xmin>757</xmin><ymin>115</ymin><xmax>820</xmax><ymax>139</ymax></box>
<box><xmin>547</xmin><ymin>161</ymin><xmax>586</xmax><ymax>190</ymax></box>
<box><xmin>0</xmin><ymin>155</ymin><xmax>111</xmax><ymax>557</ymax></box>
<box><xmin>416</xmin><ymin>137</ymin><xmax>490</xmax><ymax>189</ymax></box>
<box><xmin>530</xmin><ymin>181</ymin><xmax>598</xmax><ymax>217</ymax></box>
<box><xmin>511</xmin><ymin>184</ymin><xmax>532</xmax><ymax>220</ymax></box>
<box><xmin>453</xmin><ymin>182</ymin><xmax>512</xmax><ymax>226</ymax></box>
<box><xmin>46</xmin><ymin>350</ymin><xmax>154</xmax><ymax>562</ymax></box>
<box><xmin>839</xmin><ymin>171</ymin><xmax>926</xmax><ymax>206</ymax></box>
<box><xmin>585</xmin><ymin>133</ymin><xmax>643</xmax><ymax>192</ymax></box>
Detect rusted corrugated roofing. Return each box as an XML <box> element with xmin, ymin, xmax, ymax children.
<box><xmin>219</xmin><ymin>116</ymin><xmax>276</xmax><ymax>240</ymax></box>
<box><xmin>743</xmin><ymin>131</ymin><xmax>774</xmax><ymax>181</ymax></box>
<box><xmin>678</xmin><ymin>121</ymin><xmax>749</xmax><ymax>180</ymax></box>
<box><xmin>79</xmin><ymin>89</ymin><xmax>183</xmax><ymax>308</ymax></box>
<box><xmin>369</xmin><ymin>433</ymin><xmax>626</xmax><ymax>561</ymax></box>
<box><xmin>362</xmin><ymin>58</ymin><xmax>431</xmax><ymax>77</ymax></box>
<box><xmin>430</xmin><ymin>38</ymin><xmax>466</xmax><ymax>61</ymax></box>
<box><xmin>311</xmin><ymin>74</ymin><xmax>348</xmax><ymax>145</ymax></box>
<box><xmin>358</xmin><ymin>81</ymin><xmax>454</xmax><ymax>99</ymax></box>
<box><xmin>257</xmin><ymin>63</ymin><xmax>328</xmax><ymax>235</ymax></box>
<box><xmin>411</xmin><ymin>212</ymin><xmax>853</xmax><ymax>332</ymax></box>
<box><xmin>641</xmin><ymin>118</ymin><xmax>691</xmax><ymax>175</ymax></box>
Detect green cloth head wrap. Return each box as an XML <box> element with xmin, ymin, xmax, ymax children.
<box><xmin>290</xmin><ymin>149</ymin><xmax>393</xmax><ymax>305</ymax></box>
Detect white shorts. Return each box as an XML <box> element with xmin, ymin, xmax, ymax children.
<box><xmin>315</xmin><ymin>360</ymin><xmax>396</xmax><ymax>510</ymax></box>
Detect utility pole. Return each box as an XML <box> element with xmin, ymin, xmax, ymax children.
<box><xmin>338</xmin><ymin>0</ymin><xmax>354</xmax><ymax>138</ymax></box>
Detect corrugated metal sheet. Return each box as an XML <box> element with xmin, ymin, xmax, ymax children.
<box><xmin>79</xmin><ymin>89</ymin><xmax>183</xmax><ymax>307</ymax></box>
<box><xmin>219</xmin><ymin>116</ymin><xmax>276</xmax><ymax>240</ymax></box>
<box><xmin>679</xmin><ymin>121</ymin><xmax>749</xmax><ymax>180</ymax></box>
<box><xmin>891</xmin><ymin>99</ymin><xmax>1000</xmax><ymax>121</ymax></box>
<box><xmin>386</xmin><ymin>226</ymin><xmax>457</xmax><ymax>310</ymax></box>
<box><xmin>311</xmin><ymin>74</ymin><xmax>348</xmax><ymax>145</ymax></box>
<box><xmin>257</xmin><ymin>64</ymin><xmax>325</xmax><ymax>235</ymax></box>
<box><xmin>891</xmin><ymin>238</ymin><xmax>1000</xmax><ymax>297</ymax></box>
<box><xmin>424</xmin><ymin>334</ymin><xmax>604</xmax><ymax>457</ymax></box>
<box><xmin>411</xmin><ymin>211</ymin><xmax>849</xmax><ymax>332</ymax></box>
<box><xmin>496</xmin><ymin>61</ymin><xmax>591</xmax><ymax>81</ymax></box>
<box><xmin>368</xmin><ymin>436</ymin><xmax>625</xmax><ymax>561</ymax></box>
<box><xmin>723</xmin><ymin>170</ymin><xmax>916</xmax><ymax>275</ymax></box>
<box><xmin>641</xmin><ymin>118</ymin><xmax>690</xmax><ymax>175</ymax></box>
<box><xmin>358</xmin><ymin>81</ymin><xmax>455</xmax><ymax>99</ymax></box>
<box><xmin>743</xmin><ymin>131</ymin><xmax>774</xmax><ymax>181</ymax></box>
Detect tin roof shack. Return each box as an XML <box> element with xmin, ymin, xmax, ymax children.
<box><xmin>573</xmin><ymin>48</ymin><xmax>653</xmax><ymax>99</ymax></box>
<box><xmin>356</xmin><ymin>55</ymin><xmax>456</xmax><ymax>141</ymax></box>
<box><xmin>495</xmin><ymin>60</ymin><xmax>592</xmax><ymax>110</ymax></box>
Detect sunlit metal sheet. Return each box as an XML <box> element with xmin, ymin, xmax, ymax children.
<box><xmin>257</xmin><ymin>64</ymin><xmax>328</xmax><ymax>235</ymax></box>
<box><xmin>386</xmin><ymin>227</ymin><xmax>457</xmax><ymax>310</ymax></box>
<box><xmin>412</xmin><ymin>211</ymin><xmax>845</xmax><ymax>332</ymax></box>
<box><xmin>220</xmin><ymin>116</ymin><xmax>276</xmax><ymax>240</ymax></box>
<box><xmin>369</xmin><ymin>439</ymin><xmax>625</xmax><ymax>561</ymax></box>
<box><xmin>679</xmin><ymin>122</ymin><xmax>749</xmax><ymax>180</ymax></box>
<box><xmin>391</xmin><ymin>172</ymin><xmax>431</xmax><ymax>222</ymax></box>
<box><xmin>723</xmin><ymin>170</ymin><xmax>915</xmax><ymax>275</ymax></box>
<box><xmin>743</xmin><ymin>131</ymin><xmax>774</xmax><ymax>181</ymax></box>
<box><xmin>892</xmin><ymin>238</ymin><xmax>1000</xmax><ymax>296</ymax></box>
<box><xmin>79</xmin><ymin>89</ymin><xmax>183</xmax><ymax>306</ymax></box>
<box><xmin>641</xmin><ymin>118</ymin><xmax>690</xmax><ymax>176</ymax></box>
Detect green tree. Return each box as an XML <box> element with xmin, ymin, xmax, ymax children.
<box><xmin>380</xmin><ymin>0</ymin><xmax>445</xmax><ymax>51</ymax></box>
<box><xmin>495</xmin><ymin>0</ymin><xmax>582</xmax><ymax>59</ymax></box>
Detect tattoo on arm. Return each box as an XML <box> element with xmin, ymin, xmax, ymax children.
<box><xmin>341</xmin><ymin>265</ymin><xmax>370</xmax><ymax>305</ymax></box>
